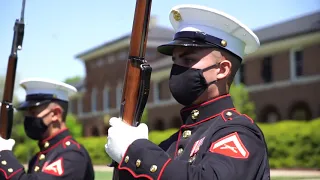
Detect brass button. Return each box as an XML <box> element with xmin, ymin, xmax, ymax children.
<box><xmin>65</xmin><ymin>141</ymin><xmax>71</xmax><ymax>146</ymax></box>
<box><xmin>191</xmin><ymin>110</ymin><xmax>199</xmax><ymax>120</ymax></box>
<box><xmin>172</xmin><ymin>10</ymin><xmax>182</xmax><ymax>21</ymax></box>
<box><xmin>44</xmin><ymin>142</ymin><xmax>50</xmax><ymax>148</ymax></box>
<box><xmin>8</xmin><ymin>168</ymin><xmax>13</xmax><ymax>173</ymax></box>
<box><xmin>124</xmin><ymin>156</ymin><xmax>129</xmax><ymax>163</ymax></box>
<box><xmin>136</xmin><ymin>159</ymin><xmax>141</xmax><ymax>168</ymax></box>
<box><xmin>182</xmin><ymin>130</ymin><xmax>192</xmax><ymax>138</ymax></box>
<box><xmin>150</xmin><ymin>165</ymin><xmax>157</xmax><ymax>173</ymax></box>
<box><xmin>39</xmin><ymin>154</ymin><xmax>45</xmax><ymax>160</ymax></box>
<box><xmin>177</xmin><ymin>148</ymin><xmax>184</xmax><ymax>156</ymax></box>
<box><xmin>221</xmin><ymin>40</ymin><xmax>227</xmax><ymax>47</ymax></box>
<box><xmin>189</xmin><ymin>156</ymin><xmax>196</xmax><ymax>163</ymax></box>
<box><xmin>34</xmin><ymin>166</ymin><xmax>40</xmax><ymax>172</ymax></box>
<box><xmin>1</xmin><ymin>160</ymin><xmax>7</xmax><ymax>165</ymax></box>
<box><xmin>226</xmin><ymin>111</ymin><xmax>232</xmax><ymax>116</ymax></box>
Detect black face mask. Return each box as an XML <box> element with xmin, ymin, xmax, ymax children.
<box><xmin>169</xmin><ymin>63</ymin><xmax>220</xmax><ymax>106</ymax></box>
<box><xmin>24</xmin><ymin>112</ymin><xmax>51</xmax><ymax>140</ymax></box>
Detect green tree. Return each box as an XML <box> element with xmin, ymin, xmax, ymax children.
<box><xmin>229</xmin><ymin>83</ymin><xmax>256</xmax><ymax>120</ymax></box>
<box><xmin>65</xmin><ymin>114</ymin><xmax>83</xmax><ymax>138</ymax></box>
<box><xmin>64</xmin><ymin>76</ymin><xmax>82</xmax><ymax>85</ymax></box>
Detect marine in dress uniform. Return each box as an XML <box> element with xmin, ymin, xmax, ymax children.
<box><xmin>0</xmin><ymin>78</ymin><xmax>94</xmax><ymax>180</ymax></box>
<box><xmin>105</xmin><ymin>4</ymin><xmax>270</xmax><ymax>180</ymax></box>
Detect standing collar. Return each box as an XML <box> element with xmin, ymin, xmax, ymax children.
<box><xmin>38</xmin><ymin>128</ymin><xmax>71</xmax><ymax>151</ymax></box>
<box><xmin>180</xmin><ymin>94</ymin><xmax>235</xmax><ymax>125</ymax></box>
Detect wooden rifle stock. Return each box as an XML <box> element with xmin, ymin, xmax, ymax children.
<box><xmin>112</xmin><ymin>0</ymin><xmax>153</xmax><ymax>179</ymax></box>
<box><xmin>0</xmin><ymin>0</ymin><xmax>26</xmax><ymax>139</ymax></box>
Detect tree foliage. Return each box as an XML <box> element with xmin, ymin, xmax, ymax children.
<box><xmin>229</xmin><ymin>83</ymin><xmax>256</xmax><ymax>120</ymax></box>
<box><xmin>64</xmin><ymin>76</ymin><xmax>82</xmax><ymax>85</ymax></box>
<box><xmin>65</xmin><ymin>114</ymin><xmax>83</xmax><ymax>138</ymax></box>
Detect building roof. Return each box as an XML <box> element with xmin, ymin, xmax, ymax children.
<box><xmin>75</xmin><ymin>26</ymin><xmax>174</xmax><ymax>59</ymax></box>
<box><xmin>75</xmin><ymin>11</ymin><xmax>319</xmax><ymax>60</ymax></box>
<box><xmin>254</xmin><ymin>10</ymin><xmax>320</xmax><ymax>44</ymax></box>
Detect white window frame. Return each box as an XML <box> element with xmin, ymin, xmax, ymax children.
<box><xmin>290</xmin><ymin>47</ymin><xmax>303</xmax><ymax>81</ymax></box>
<box><xmin>77</xmin><ymin>97</ymin><xmax>83</xmax><ymax>115</ymax></box>
<box><xmin>153</xmin><ymin>82</ymin><xmax>160</xmax><ymax>104</ymax></box>
<box><xmin>116</xmin><ymin>82</ymin><xmax>123</xmax><ymax>109</ymax></box>
<box><xmin>91</xmin><ymin>87</ymin><xmax>97</xmax><ymax>112</ymax></box>
<box><xmin>103</xmin><ymin>85</ymin><xmax>110</xmax><ymax>112</ymax></box>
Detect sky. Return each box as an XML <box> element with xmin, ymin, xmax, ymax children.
<box><xmin>0</xmin><ymin>0</ymin><xmax>319</xmax><ymax>101</ymax></box>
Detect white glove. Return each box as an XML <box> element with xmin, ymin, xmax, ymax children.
<box><xmin>0</xmin><ymin>136</ymin><xmax>15</xmax><ymax>151</ymax></box>
<box><xmin>105</xmin><ymin>117</ymin><xmax>149</xmax><ymax>163</ymax></box>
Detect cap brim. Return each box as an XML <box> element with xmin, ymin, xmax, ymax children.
<box><xmin>157</xmin><ymin>39</ymin><xmax>218</xmax><ymax>56</ymax></box>
<box><xmin>16</xmin><ymin>100</ymin><xmax>51</xmax><ymax>111</ymax></box>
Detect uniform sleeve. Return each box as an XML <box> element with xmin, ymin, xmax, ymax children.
<box><xmin>0</xmin><ymin>149</ymin><xmax>87</xmax><ymax>180</ymax></box>
<box><xmin>118</xmin><ymin>126</ymin><xmax>267</xmax><ymax>180</ymax></box>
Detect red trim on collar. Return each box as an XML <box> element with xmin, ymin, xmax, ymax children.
<box><xmin>181</xmin><ymin>94</ymin><xmax>231</xmax><ymax>112</ymax></box>
<box><xmin>0</xmin><ymin>167</ymin><xmax>23</xmax><ymax>179</ymax></box>
<box><xmin>40</xmin><ymin>128</ymin><xmax>68</xmax><ymax>144</ymax></box>
<box><xmin>41</xmin><ymin>136</ymin><xmax>72</xmax><ymax>154</ymax></box>
<box><xmin>174</xmin><ymin>107</ymin><xmax>236</xmax><ymax>157</ymax></box>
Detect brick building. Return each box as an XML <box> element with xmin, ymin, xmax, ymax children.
<box><xmin>69</xmin><ymin>12</ymin><xmax>320</xmax><ymax>137</ymax></box>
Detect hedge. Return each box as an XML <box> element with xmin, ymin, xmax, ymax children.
<box><xmin>13</xmin><ymin>118</ymin><xmax>320</xmax><ymax>169</ymax></box>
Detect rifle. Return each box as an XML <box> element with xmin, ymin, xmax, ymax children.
<box><xmin>0</xmin><ymin>0</ymin><xmax>26</xmax><ymax>139</ymax></box>
<box><xmin>111</xmin><ymin>0</ymin><xmax>153</xmax><ymax>179</ymax></box>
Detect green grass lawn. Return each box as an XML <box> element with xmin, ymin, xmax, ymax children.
<box><xmin>95</xmin><ymin>171</ymin><xmax>113</xmax><ymax>180</ymax></box>
<box><xmin>94</xmin><ymin>171</ymin><xmax>320</xmax><ymax>180</ymax></box>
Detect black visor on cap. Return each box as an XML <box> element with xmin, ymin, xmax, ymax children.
<box><xmin>157</xmin><ymin>31</ymin><xmax>226</xmax><ymax>56</ymax></box>
<box><xmin>16</xmin><ymin>94</ymin><xmax>58</xmax><ymax>111</ymax></box>
<box><xmin>17</xmin><ymin>100</ymin><xmax>51</xmax><ymax>111</ymax></box>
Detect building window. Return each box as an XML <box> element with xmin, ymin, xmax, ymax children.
<box><xmin>153</xmin><ymin>82</ymin><xmax>159</xmax><ymax>104</ymax></box>
<box><xmin>154</xmin><ymin>118</ymin><xmax>165</xmax><ymax>131</ymax></box>
<box><xmin>77</xmin><ymin>97</ymin><xmax>83</xmax><ymax>115</ymax></box>
<box><xmin>261</xmin><ymin>56</ymin><xmax>273</xmax><ymax>83</ymax></box>
<box><xmin>118</xmin><ymin>51</ymin><xmax>127</xmax><ymax>60</ymax></box>
<box><xmin>289</xmin><ymin>101</ymin><xmax>312</xmax><ymax>120</ymax></box>
<box><xmin>108</xmin><ymin>54</ymin><xmax>115</xmax><ymax>64</ymax></box>
<box><xmin>239</xmin><ymin>64</ymin><xmax>245</xmax><ymax>84</ymax></box>
<box><xmin>103</xmin><ymin>86</ymin><xmax>110</xmax><ymax>112</ymax></box>
<box><xmin>91</xmin><ymin>87</ymin><xmax>97</xmax><ymax>112</ymax></box>
<box><xmin>96</xmin><ymin>58</ymin><xmax>104</xmax><ymax>67</ymax></box>
<box><xmin>91</xmin><ymin>126</ymin><xmax>100</xmax><ymax>137</ymax></box>
<box><xmin>259</xmin><ymin>105</ymin><xmax>281</xmax><ymax>123</ymax></box>
<box><xmin>116</xmin><ymin>82</ymin><xmax>123</xmax><ymax>109</ymax></box>
<box><xmin>68</xmin><ymin>101</ymin><xmax>73</xmax><ymax>113</ymax></box>
<box><xmin>290</xmin><ymin>48</ymin><xmax>304</xmax><ymax>80</ymax></box>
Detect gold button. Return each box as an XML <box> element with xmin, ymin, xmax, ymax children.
<box><xmin>226</xmin><ymin>111</ymin><xmax>232</xmax><ymax>116</ymax></box>
<box><xmin>8</xmin><ymin>168</ymin><xmax>13</xmax><ymax>173</ymax></box>
<box><xmin>34</xmin><ymin>166</ymin><xmax>40</xmax><ymax>172</ymax></box>
<box><xmin>172</xmin><ymin>10</ymin><xmax>182</xmax><ymax>21</ymax></box>
<box><xmin>1</xmin><ymin>160</ymin><xmax>7</xmax><ymax>165</ymax></box>
<box><xmin>136</xmin><ymin>159</ymin><xmax>141</xmax><ymax>168</ymax></box>
<box><xmin>65</xmin><ymin>141</ymin><xmax>71</xmax><ymax>146</ymax></box>
<box><xmin>177</xmin><ymin>148</ymin><xmax>184</xmax><ymax>156</ymax></box>
<box><xmin>221</xmin><ymin>40</ymin><xmax>227</xmax><ymax>47</ymax></box>
<box><xmin>182</xmin><ymin>130</ymin><xmax>192</xmax><ymax>138</ymax></box>
<box><xmin>191</xmin><ymin>110</ymin><xmax>199</xmax><ymax>120</ymax></box>
<box><xmin>39</xmin><ymin>154</ymin><xmax>45</xmax><ymax>160</ymax></box>
<box><xmin>124</xmin><ymin>156</ymin><xmax>129</xmax><ymax>163</ymax></box>
<box><xmin>150</xmin><ymin>165</ymin><xmax>157</xmax><ymax>173</ymax></box>
<box><xmin>189</xmin><ymin>156</ymin><xmax>196</xmax><ymax>163</ymax></box>
<box><xmin>44</xmin><ymin>142</ymin><xmax>50</xmax><ymax>148</ymax></box>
